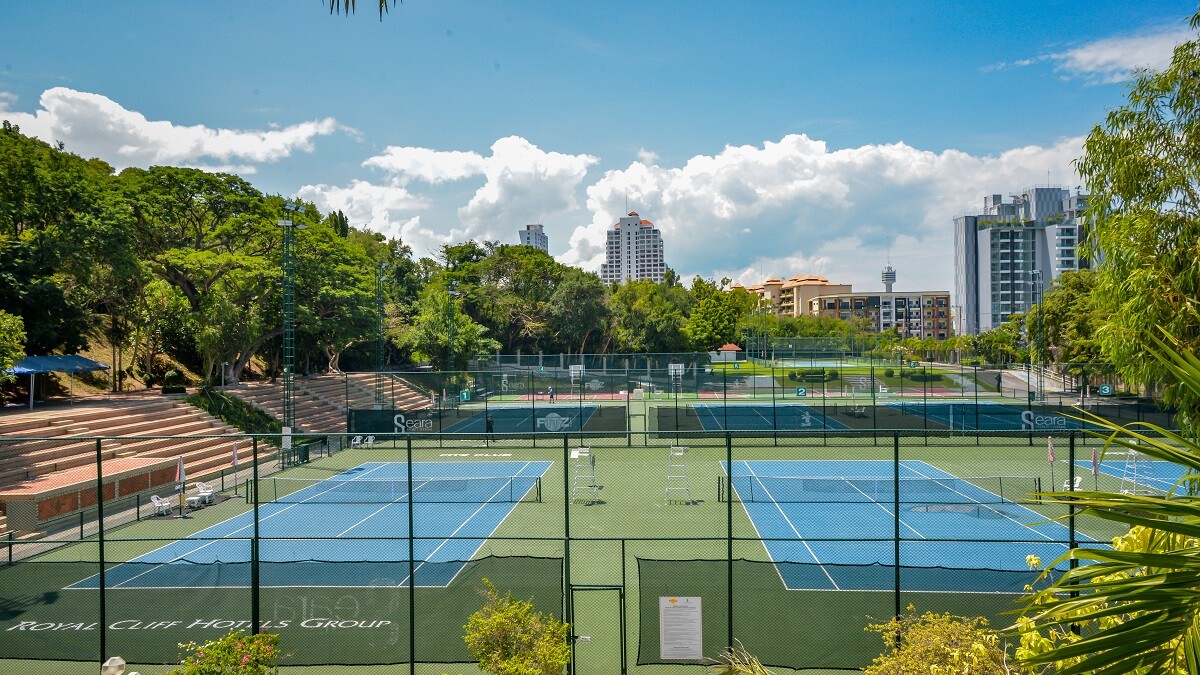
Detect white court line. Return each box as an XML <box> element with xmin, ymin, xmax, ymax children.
<box><xmin>740</xmin><ymin>460</ymin><xmax>841</xmax><ymax>590</ymax></box>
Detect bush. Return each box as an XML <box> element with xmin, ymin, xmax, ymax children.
<box><xmin>884</xmin><ymin>368</ymin><xmax>894</xmax><ymax>378</ymax></box>
<box><xmin>187</xmin><ymin>390</ymin><xmax>282</xmax><ymax>436</ymax></box>
<box><xmin>167</xmin><ymin>630</ymin><xmax>280</xmax><ymax>674</ymax></box>
<box><xmin>826</xmin><ymin>369</ymin><xmax>838</xmax><ymax>380</ymax></box>
<box><xmin>864</xmin><ymin>606</ymin><xmax>1011</xmax><ymax>674</ymax></box>
<box><xmin>707</xmin><ymin>640</ymin><xmax>775</xmax><ymax>674</ymax></box>
<box><xmin>463</xmin><ymin>578</ymin><xmax>569</xmax><ymax>675</ymax></box>
<box><xmin>161</xmin><ymin>385</ymin><xmax>187</xmax><ymax>394</ymax></box>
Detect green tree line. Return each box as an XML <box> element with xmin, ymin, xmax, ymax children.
<box><xmin>0</xmin><ymin>122</ymin><xmax>882</xmax><ymax>389</ymax></box>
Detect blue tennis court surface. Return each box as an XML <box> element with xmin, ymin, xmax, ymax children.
<box><xmin>443</xmin><ymin>404</ymin><xmax>598</xmax><ymax>433</ymax></box>
<box><xmin>1082</xmin><ymin>453</ymin><xmax>1190</xmax><ymax>494</ymax></box>
<box><xmin>726</xmin><ymin>459</ymin><xmax>1090</xmax><ymax>592</ymax></box>
<box><xmin>693</xmin><ymin>403</ymin><xmax>850</xmax><ymax>431</ymax></box>
<box><xmin>885</xmin><ymin>401</ymin><xmax>1101</xmax><ymax>431</ymax></box>
<box><xmin>67</xmin><ymin>460</ymin><xmax>550</xmax><ymax>590</ymax></box>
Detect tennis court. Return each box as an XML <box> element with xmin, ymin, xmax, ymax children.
<box><xmin>885</xmin><ymin>401</ymin><xmax>1099</xmax><ymax>431</ymax></box>
<box><xmin>441</xmin><ymin>404</ymin><xmax>599</xmax><ymax>434</ymax></box>
<box><xmin>1083</xmin><ymin>452</ymin><xmax>1190</xmax><ymax>495</ymax></box>
<box><xmin>723</xmin><ymin>459</ymin><xmax>1087</xmax><ymax>591</ymax></box>
<box><xmin>691</xmin><ymin>403</ymin><xmax>851</xmax><ymax>431</ymax></box>
<box><xmin>66</xmin><ymin>460</ymin><xmax>549</xmax><ymax>590</ymax></box>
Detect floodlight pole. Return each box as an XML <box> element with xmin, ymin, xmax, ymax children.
<box><xmin>1033</xmin><ymin>270</ymin><xmax>1045</xmax><ymax>402</ymax></box>
<box><xmin>447</xmin><ymin>280</ymin><xmax>457</xmax><ymax>391</ymax></box>
<box><xmin>279</xmin><ymin>204</ymin><xmax>305</xmax><ymax>437</ymax></box>
<box><xmin>375</xmin><ymin>264</ymin><xmax>388</xmax><ymax>410</ymax></box>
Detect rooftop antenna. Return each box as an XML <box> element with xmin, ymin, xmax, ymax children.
<box><xmin>882</xmin><ymin>236</ymin><xmax>896</xmax><ymax>293</ymax></box>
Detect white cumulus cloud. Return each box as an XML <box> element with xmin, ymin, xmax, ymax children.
<box><xmin>0</xmin><ymin>87</ymin><xmax>343</xmax><ymax>171</ymax></box>
<box><xmin>561</xmin><ymin>133</ymin><xmax>1084</xmax><ymax>293</ymax></box>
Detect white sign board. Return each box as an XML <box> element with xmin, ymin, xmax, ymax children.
<box><xmin>281</xmin><ymin>426</ymin><xmax>292</xmax><ymax>450</ymax></box>
<box><xmin>659</xmin><ymin>596</ymin><xmax>702</xmax><ymax>660</ymax></box>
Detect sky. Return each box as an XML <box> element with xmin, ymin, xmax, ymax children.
<box><xmin>2</xmin><ymin>1</ymin><xmax>1196</xmax><ymax>295</ymax></box>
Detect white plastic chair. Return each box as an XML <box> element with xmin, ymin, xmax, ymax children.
<box><xmin>1063</xmin><ymin>475</ymin><xmax>1083</xmax><ymax>491</ymax></box>
<box><xmin>150</xmin><ymin>495</ymin><xmax>173</xmax><ymax>516</ymax></box>
<box><xmin>196</xmin><ymin>481</ymin><xmax>215</xmax><ymax>505</ymax></box>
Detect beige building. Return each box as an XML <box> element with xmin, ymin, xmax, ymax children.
<box><xmin>737</xmin><ymin>274</ymin><xmax>852</xmax><ymax>318</ymax></box>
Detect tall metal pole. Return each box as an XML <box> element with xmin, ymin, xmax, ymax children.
<box><xmin>1033</xmin><ymin>270</ymin><xmax>1045</xmax><ymax>403</ymax></box>
<box><xmin>375</xmin><ymin>264</ymin><xmax>387</xmax><ymax>410</ymax></box>
<box><xmin>279</xmin><ymin>204</ymin><xmax>304</xmax><ymax>439</ymax></box>
<box><xmin>447</xmin><ymin>281</ymin><xmax>456</xmax><ymax>390</ymax></box>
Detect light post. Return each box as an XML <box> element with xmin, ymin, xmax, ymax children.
<box><xmin>1029</xmin><ymin>270</ymin><xmax>1044</xmax><ymax>403</ymax></box>
<box><xmin>375</xmin><ymin>264</ymin><xmax>388</xmax><ymax>410</ymax></box>
<box><xmin>279</xmin><ymin>202</ymin><xmax>305</xmax><ymax>449</ymax></box>
<box><xmin>447</xmin><ymin>280</ymin><xmax>458</xmax><ymax>396</ymax></box>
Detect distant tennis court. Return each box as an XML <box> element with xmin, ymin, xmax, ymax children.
<box><xmin>66</xmin><ymin>460</ymin><xmax>550</xmax><ymax>590</ymax></box>
<box><xmin>885</xmin><ymin>401</ymin><xmax>1098</xmax><ymax>432</ymax></box>
<box><xmin>442</xmin><ymin>404</ymin><xmax>599</xmax><ymax>434</ymax></box>
<box><xmin>692</xmin><ymin>403</ymin><xmax>850</xmax><ymax>431</ymax></box>
<box><xmin>1083</xmin><ymin>452</ymin><xmax>1190</xmax><ymax>495</ymax></box>
<box><xmin>723</xmin><ymin>459</ymin><xmax>1089</xmax><ymax>591</ymax></box>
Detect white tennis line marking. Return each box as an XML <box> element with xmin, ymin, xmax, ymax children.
<box><xmin>900</xmin><ymin>461</ymin><xmax>1074</xmax><ymax>546</ymax></box>
<box><xmin>741</xmin><ymin>460</ymin><xmax>841</xmax><ymax>590</ymax></box>
<box><xmin>399</xmin><ymin>460</ymin><xmax>537</xmax><ymax>588</ymax></box>
<box><xmin>100</xmin><ymin>463</ymin><xmax>396</xmax><ymax>589</ymax></box>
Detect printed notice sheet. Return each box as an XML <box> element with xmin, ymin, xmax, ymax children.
<box><xmin>659</xmin><ymin>596</ymin><xmax>702</xmax><ymax>660</ymax></box>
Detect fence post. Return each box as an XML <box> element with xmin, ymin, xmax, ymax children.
<box><xmin>726</xmin><ymin>431</ymin><xmax>734</xmax><ymax>654</ymax></box>
<box><xmin>251</xmin><ymin>435</ymin><xmax>260</xmax><ymax>635</ymax></box>
<box><xmin>407</xmin><ymin>435</ymin><xmax>416</xmax><ymax>671</ymax></box>
<box><xmin>95</xmin><ymin>437</ymin><xmax>107</xmax><ymax>664</ymax></box>
<box><xmin>563</xmin><ymin>434</ymin><xmax>574</xmax><ymax>673</ymax></box>
<box><xmin>893</xmin><ymin>432</ymin><xmax>901</xmax><ymax>625</ymax></box>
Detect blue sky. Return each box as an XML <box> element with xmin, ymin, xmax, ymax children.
<box><xmin>2</xmin><ymin>1</ymin><xmax>1196</xmax><ymax>293</ymax></box>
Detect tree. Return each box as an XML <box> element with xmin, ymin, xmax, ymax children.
<box><xmin>0</xmin><ymin>310</ymin><xmax>25</xmax><ymax>383</ymax></box>
<box><xmin>403</xmin><ymin>278</ymin><xmax>500</xmax><ymax>371</ymax></box>
<box><xmin>1015</xmin><ymin>330</ymin><xmax>1200</xmax><ymax>674</ymax></box>
<box><xmin>684</xmin><ymin>277</ymin><xmax>745</xmax><ymax>351</ymax></box>
<box><xmin>462</xmin><ymin>578</ymin><xmax>569</xmax><ymax>675</ymax></box>
<box><xmin>609</xmin><ymin>280</ymin><xmax>687</xmax><ymax>353</ymax></box>
<box><xmin>329</xmin><ymin>0</ymin><xmax>397</xmax><ymax>20</ymax></box>
<box><xmin>1075</xmin><ymin>10</ymin><xmax>1200</xmax><ymax>428</ymax></box>
<box><xmin>865</xmin><ymin>607</ymin><xmax>1011</xmax><ymax>674</ymax></box>
<box><xmin>547</xmin><ymin>268</ymin><xmax>609</xmax><ymax>354</ymax></box>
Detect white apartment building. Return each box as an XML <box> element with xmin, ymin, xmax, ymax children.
<box><xmin>518</xmin><ymin>223</ymin><xmax>548</xmax><ymax>252</ymax></box>
<box><xmin>954</xmin><ymin>186</ymin><xmax>1090</xmax><ymax>334</ymax></box>
<box><xmin>599</xmin><ymin>212</ymin><xmax>667</xmax><ymax>284</ymax></box>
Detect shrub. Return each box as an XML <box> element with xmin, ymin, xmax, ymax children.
<box><xmin>707</xmin><ymin>640</ymin><xmax>775</xmax><ymax>674</ymax></box>
<box><xmin>884</xmin><ymin>368</ymin><xmax>894</xmax><ymax>378</ymax></box>
<box><xmin>864</xmin><ymin>606</ymin><xmax>1011</xmax><ymax>674</ymax></box>
<box><xmin>463</xmin><ymin>578</ymin><xmax>569</xmax><ymax>675</ymax></box>
<box><xmin>826</xmin><ymin>369</ymin><xmax>838</xmax><ymax>380</ymax></box>
<box><xmin>167</xmin><ymin>630</ymin><xmax>280</xmax><ymax>675</ymax></box>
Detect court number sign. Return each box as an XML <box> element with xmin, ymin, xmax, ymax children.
<box><xmin>795</xmin><ymin>387</ymin><xmax>807</xmax><ymax>397</ymax></box>
<box><xmin>1098</xmin><ymin>384</ymin><xmax>1114</xmax><ymax>396</ymax></box>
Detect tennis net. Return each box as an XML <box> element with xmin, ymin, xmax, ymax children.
<box><xmin>248</xmin><ymin>475</ymin><xmax>542</xmax><ymax>504</ymax></box>
<box><xmin>717</xmin><ymin>474</ymin><xmax>1040</xmax><ymax>504</ymax></box>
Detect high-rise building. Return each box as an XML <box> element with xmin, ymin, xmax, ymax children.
<box><xmin>518</xmin><ymin>223</ymin><xmax>548</xmax><ymax>252</ymax></box>
<box><xmin>954</xmin><ymin>186</ymin><xmax>1090</xmax><ymax>334</ymax></box>
<box><xmin>600</xmin><ymin>212</ymin><xmax>667</xmax><ymax>284</ymax></box>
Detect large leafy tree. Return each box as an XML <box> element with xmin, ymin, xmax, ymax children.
<box><xmin>0</xmin><ymin>122</ymin><xmax>139</xmax><ymax>355</ymax></box>
<box><xmin>546</xmin><ymin>268</ymin><xmax>609</xmax><ymax>354</ymax></box>
<box><xmin>1076</xmin><ymin>10</ymin><xmax>1200</xmax><ymax>427</ymax></box>
<box><xmin>118</xmin><ymin>166</ymin><xmax>278</xmax><ymax>382</ymax></box>
<box><xmin>1017</xmin><ymin>331</ymin><xmax>1200</xmax><ymax>674</ymax></box>
<box><xmin>403</xmin><ymin>277</ymin><xmax>501</xmax><ymax>372</ymax></box>
<box><xmin>0</xmin><ymin>310</ymin><xmax>25</xmax><ymax>383</ymax></box>
<box><xmin>609</xmin><ymin>280</ymin><xmax>687</xmax><ymax>353</ymax></box>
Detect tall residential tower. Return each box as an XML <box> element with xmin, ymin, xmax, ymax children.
<box><xmin>954</xmin><ymin>186</ymin><xmax>1089</xmax><ymax>334</ymax></box>
<box><xmin>599</xmin><ymin>212</ymin><xmax>667</xmax><ymax>284</ymax></box>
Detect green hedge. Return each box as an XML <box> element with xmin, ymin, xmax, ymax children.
<box><xmin>187</xmin><ymin>389</ymin><xmax>282</xmax><ymax>436</ymax></box>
